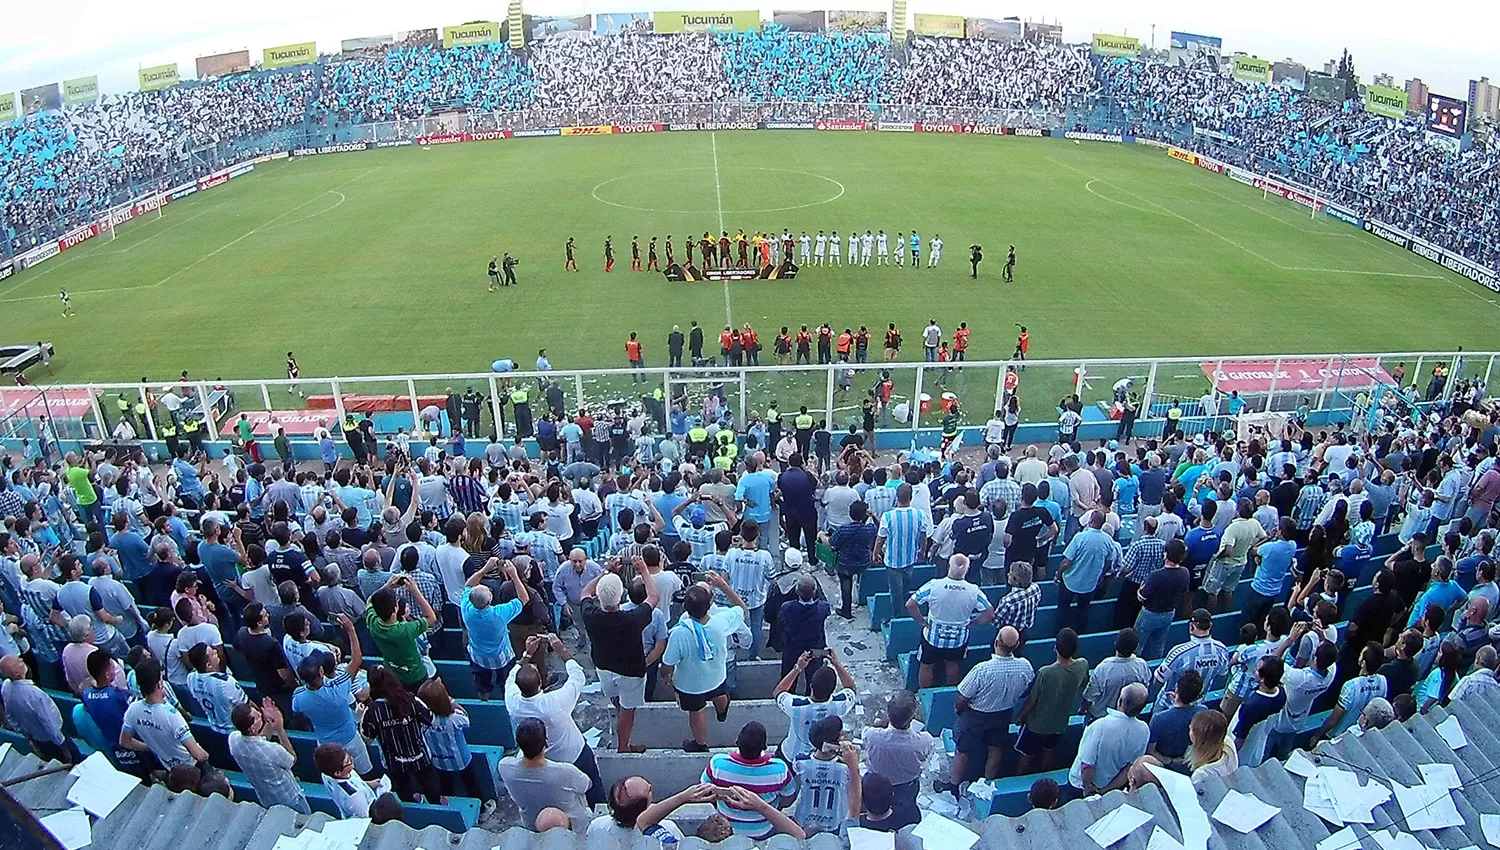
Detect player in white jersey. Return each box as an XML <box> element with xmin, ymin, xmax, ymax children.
<box><xmin>800</xmin><ymin>232</ymin><xmax>812</xmax><ymax>264</ymax></box>
<box><xmin>791</xmin><ymin>717</ymin><xmax>860</xmax><ymax>836</ymax></box>
<box><xmin>814</xmin><ymin>231</ymin><xmax>827</xmax><ymax>265</ymax></box>
<box><xmin>860</xmin><ymin>232</ymin><xmax>873</xmax><ymax>266</ymax></box>
<box><xmin>894</xmin><ymin>232</ymin><xmax>905</xmax><ymax>265</ymax></box>
<box><xmin>846</xmin><ymin>232</ymin><xmax>857</xmax><ymax>265</ymax></box>
<box><xmin>186</xmin><ymin>644</ymin><xmax>248</xmax><ymax>733</ymax></box>
<box><xmin>829</xmin><ymin>231</ymin><xmax>842</xmax><ymax>265</ymax></box>
<box><xmin>876</xmin><ymin>230</ymin><xmax>889</xmax><ymax>264</ymax></box>
<box><xmin>929</xmin><ymin>234</ymin><xmax>944</xmax><ymax>267</ymax></box>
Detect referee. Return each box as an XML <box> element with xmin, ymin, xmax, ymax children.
<box><xmin>502</xmin><ymin>253</ymin><xmax>519</xmax><ymax>286</ymax></box>
<box><xmin>969</xmin><ymin>244</ymin><xmax>983</xmax><ymax>279</ymax></box>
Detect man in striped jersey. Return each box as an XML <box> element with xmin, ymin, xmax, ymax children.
<box><xmin>873</xmin><ymin>484</ymin><xmax>931</xmax><ymax>613</ymax></box>
<box><xmin>1152</xmin><ymin>608</ymin><xmax>1230</xmax><ymax>712</ymax></box>
<box><xmin>672</xmin><ymin>500</ymin><xmax>733</xmax><ymax>567</ymax></box>
<box><xmin>702</xmin><ymin>720</ymin><xmax>798</xmax><ymax>839</ymax></box>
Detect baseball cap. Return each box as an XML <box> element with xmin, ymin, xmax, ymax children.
<box><xmin>784</xmin><ymin>548</ymin><xmax>804</xmax><ymax>568</ymax></box>
<box><xmin>1191</xmin><ymin>608</ymin><xmax>1213</xmax><ymax>628</ymax></box>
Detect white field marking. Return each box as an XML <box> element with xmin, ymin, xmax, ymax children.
<box><xmin>712</xmin><ymin>131</ymin><xmax>731</xmax><ymax>328</ymax></box>
<box><xmin>1083</xmin><ymin>180</ymin><xmax>1174</xmax><ymax>217</ymax></box>
<box><xmin>0</xmin><ymin>169</ymin><xmax>377</xmax><ymax>304</ymax></box>
<box><xmin>589</xmin><ymin>166</ymin><xmax>844</xmax><ymax>214</ymax></box>
<box><xmin>1048</xmin><ymin>156</ymin><xmax>1442</xmax><ymax>280</ymax></box>
<box><xmin>255</xmin><ymin>191</ymin><xmax>347</xmax><ymax>232</ymax></box>
<box><xmin>1189</xmin><ymin>183</ymin><xmax>1348</xmax><ymax>237</ymax></box>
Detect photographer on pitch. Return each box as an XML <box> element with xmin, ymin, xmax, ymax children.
<box><xmin>969</xmin><ymin>244</ymin><xmax>983</xmax><ymax>278</ymax></box>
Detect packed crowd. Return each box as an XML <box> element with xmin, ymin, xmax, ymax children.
<box><xmin>2</xmin><ymin>368</ymin><xmax>1500</xmax><ymax>834</ymax></box>
<box><xmin>5</xmin><ymin>32</ymin><xmax>1499</xmax><ymax>272</ymax></box>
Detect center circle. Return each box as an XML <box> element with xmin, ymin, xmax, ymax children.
<box><xmin>591</xmin><ymin>166</ymin><xmax>845</xmax><ymax>214</ymax></box>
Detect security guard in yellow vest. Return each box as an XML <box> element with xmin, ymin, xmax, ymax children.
<box><xmin>509</xmin><ymin>386</ymin><xmax>534</xmax><ymax>440</ymax></box>
<box><xmin>158</xmin><ymin>417</ymin><xmax>180</xmax><ymax>458</ymax></box>
<box><xmin>793</xmin><ymin>406</ymin><xmax>815</xmax><ymax>459</ymax></box>
<box><xmin>686</xmin><ymin>421</ymin><xmax>711</xmax><ymax>464</ymax></box>
<box><xmin>182</xmin><ymin>414</ymin><xmax>205</xmax><ymax>455</ymax></box>
<box><xmin>132</xmin><ymin>398</ymin><xmax>150</xmax><ymax>436</ymax></box>
<box><xmin>713</xmin><ymin>444</ymin><xmax>735</xmax><ymax>471</ymax></box>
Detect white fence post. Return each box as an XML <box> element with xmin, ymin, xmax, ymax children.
<box><xmin>738</xmin><ymin>370</ymin><xmax>747</xmax><ymax>426</ymax></box>
<box><xmin>824</xmin><ymin>367</ymin><xmax>836</xmax><ymax>426</ymax></box>
<box><xmin>87</xmin><ymin>386</ymin><xmax>107</xmax><ymax>440</ymax></box>
<box><xmin>911</xmin><ymin>366</ymin><xmax>925</xmax><ymax>440</ymax></box>
<box><xmin>259</xmin><ymin>383</ymin><xmax>272</xmax><ymax>411</ymax></box>
<box><xmin>574</xmin><ymin>374</ymin><xmax>585</xmax><ymax>411</ymax></box>
<box><xmin>407</xmin><ymin>380</ymin><xmax>420</xmax><ymax>435</ymax></box>
<box><xmin>488</xmin><ymin>377</ymin><xmax>503</xmax><ymax>439</ymax></box>
<box><xmin>1485</xmin><ymin>356</ymin><xmax>1495</xmax><ymax>391</ymax></box>
<box><xmin>1142</xmin><ymin>362</ymin><xmax>1159</xmax><ymax>413</ymax></box>
<box><xmin>1264</xmin><ymin>358</ymin><xmax>1282</xmax><ymax>413</ymax></box>
<box><xmin>330</xmin><ymin>378</ymin><xmax>347</xmax><ymax>425</ymax></box>
<box><xmin>139</xmin><ymin>385</ymin><xmax>159</xmax><ymax>441</ymax></box>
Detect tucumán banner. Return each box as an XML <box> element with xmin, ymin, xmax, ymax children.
<box><xmin>1091</xmin><ymin>33</ymin><xmax>1140</xmax><ymax>57</ymax></box>
<box><xmin>263</xmin><ymin>42</ymin><xmax>317</xmax><ymax>69</ymax></box>
<box><xmin>0</xmin><ymin>93</ymin><xmax>14</xmax><ymax>123</ymax></box>
<box><xmin>1233</xmin><ymin>55</ymin><xmax>1272</xmax><ymax>84</ymax></box>
<box><xmin>443</xmin><ymin>21</ymin><xmax>506</xmax><ymax>47</ymax></box>
<box><xmin>62</xmin><ymin>76</ymin><xmax>99</xmax><ymax>105</ymax></box>
<box><xmin>1364</xmin><ymin>84</ymin><xmax>1408</xmax><ymax>119</ymax></box>
<box><xmin>913</xmin><ymin>13</ymin><xmax>965</xmax><ymax>37</ymax></box>
<box><xmin>138</xmin><ymin>63</ymin><xmax>180</xmax><ymax>91</ymax></box>
<box><xmin>654</xmin><ymin>10</ymin><xmax>760</xmax><ymax>32</ymax></box>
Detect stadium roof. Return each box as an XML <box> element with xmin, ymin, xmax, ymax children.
<box><xmin>6</xmin><ymin>690</ymin><xmax>1500</xmax><ymax>850</ymax></box>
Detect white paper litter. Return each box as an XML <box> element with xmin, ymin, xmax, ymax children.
<box><xmin>1085</xmin><ymin>803</ymin><xmax>1153</xmax><ymax>848</ymax></box>
<box><xmin>64</xmin><ymin>752</ymin><xmax>141</xmax><ymax>820</ymax></box>
<box><xmin>1145</xmin><ymin>826</ymin><xmax>1186</xmax><ymax>850</ymax></box>
<box><xmin>849</xmin><ymin>827</ymin><xmax>895</xmax><ymax>850</ymax></box>
<box><xmin>1370</xmin><ymin>829</ymin><xmax>1431</xmax><ymax>850</ymax></box>
<box><xmin>1435</xmin><ymin>715</ymin><xmax>1468</xmax><ymax>749</ymax></box>
<box><xmin>1145</xmin><ymin>763</ymin><xmax>1209</xmax><ymax>850</ymax></box>
<box><xmin>1483</xmin><ymin>813</ymin><xmax>1500</xmax><ymax>847</ymax></box>
<box><xmin>1317</xmin><ymin>826</ymin><xmax>1363</xmax><ymax>850</ymax></box>
<box><xmin>1287</xmin><ymin>750</ymin><xmax>1319</xmax><ymax>778</ymax></box>
<box><xmin>1418</xmin><ymin>763</ymin><xmax>1461</xmax><ymax>790</ymax></box>
<box><xmin>317</xmin><ymin>818</ymin><xmax>371</xmax><ymax>847</ymax></box>
<box><xmin>1211</xmin><ymin>790</ymin><xmax>1280</xmax><ymax>833</ymax></box>
<box><xmin>40</xmin><ymin>807</ymin><xmax>92</xmax><ymax>850</ymax></box>
<box><xmin>1394</xmin><ymin>782</ymin><xmax>1464</xmax><ymax>831</ymax></box>
<box><xmin>911</xmin><ymin>812</ymin><xmax>979</xmax><ymax>850</ymax></box>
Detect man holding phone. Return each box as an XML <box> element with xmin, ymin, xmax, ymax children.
<box><xmin>661</xmin><ymin>574</ymin><xmax>747</xmax><ymax>753</ymax></box>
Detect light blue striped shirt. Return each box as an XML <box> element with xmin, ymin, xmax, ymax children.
<box><xmin>863</xmin><ymin>485</ymin><xmax>897</xmax><ymax>520</ymax></box>
<box><xmin>878</xmin><ymin>506</ymin><xmax>932</xmax><ymax>569</ymax></box>
<box><xmin>720</xmin><ymin>547</ymin><xmax>774</xmax><ymax>609</ymax></box>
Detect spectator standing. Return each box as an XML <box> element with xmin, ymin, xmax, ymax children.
<box><xmin>906</xmin><ymin>554</ymin><xmax>995</xmax><ymax>688</ymax></box>
<box><xmin>1082</xmin><ymin>628</ymin><xmax>1150</xmax><ymax>722</ymax></box>
<box><xmin>505</xmin><ymin>633</ymin><xmax>606</xmax><ymax>806</ymax></box>
<box><xmin>934</xmin><ymin>626</ymin><xmax>1032</xmax><ymax>795</ymax></box>
<box><xmin>496</xmin><ymin>718</ymin><xmax>593</xmax><ymax>830</ymax></box>
<box><xmin>1153</xmin><ymin>608</ymin><xmax>1230</xmax><ymax>712</ymax></box>
<box><xmin>229</xmin><ymin>699</ymin><xmax>310</xmax><ymax>814</ymax></box>
<box><xmin>580</xmin><ymin>560</ymin><xmax>660</xmax><ymax>753</ymax></box>
<box><xmin>1068</xmin><ymin>683</ymin><xmax>1149</xmax><ymax>799</ymax></box>
<box><xmin>992</xmin><ymin>561</ymin><xmax>1042</xmax><ymax>645</ymax></box>
<box><xmin>662</xmin><ymin>576</ymin><xmax>747</xmax><ymax>752</ymax></box>
<box><xmin>823</xmin><ymin>501</ymin><xmax>877</xmax><ymax>619</ymax></box>
<box><xmin>1056</xmin><ymin>512</ymin><xmax>1122</xmax><ymax>632</ymax></box>
<box><xmin>1015</xmin><ymin>628</ymin><xmax>1090</xmax><ymax>774</ymax></box>
<box><xmin>874</xmin><ymin>484</ymin><xmax>932</xmax><ymax>612</ymax></box>
<box><xmin>1</xmin><ymin>655</ymin><xmax>81</xmax><ymax>764</ymax></box>
<box><xmin>460</xmin><ymin>559</ymin><xmax>528</xmax><ymax>700</ymax></box>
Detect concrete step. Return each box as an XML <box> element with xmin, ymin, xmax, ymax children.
<box><xmin>596</xmin><ymin>749</ymin><xmax>733</xmax><ymax>800</ymax></box>
<box><xmin>650</xmin><ymin>659</ymin><xmax>786</xmax><ymax>702</ymax></box>
<box><xmin>625</xmin><ymin>699</ymin><xmax>790</xmax><ymax>750</ymax></box>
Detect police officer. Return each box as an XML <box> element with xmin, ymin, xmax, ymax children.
<box><xmin>793</xmin><ymin>406</ymin><xmax>815</xmax><ymax>460</ymax></box>
<box><xmin>183</xmin><ymin>413</ymin><xmax>206</xmax><ymax>456</ymax></box>
<box><xmin>159</xmin><ymin>417</ymin><xmax>180</xmax><ymax>458</ymax></box>
<box><xmin>462</xmin><ymin>386</ymin><xmax>484</xmax><ymax>437</ymax></box>
<box><xmin>509</xmin><ymin>385</ymin><xmax>533</xmax><ymax>440</ymax></box>
<box><xmin>686</xmin><ymin>418</ymin><xmax>711</xmax><ymax>464</ymax></box>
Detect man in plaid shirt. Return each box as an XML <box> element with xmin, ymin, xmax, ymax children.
<box><xmin>992</xmin><ymin>562</ymin><xmax>1042</xmax><ymax>646</ymax></box>
<box><xmin>980</xmin><ymin>459</ymin><xmax>1022</xmax><ymax>516</ymax></box>
<box><xmin>1113</xmin><ymin>517</ymin><xmax>1165</xmax><ymax>629</ymax></box>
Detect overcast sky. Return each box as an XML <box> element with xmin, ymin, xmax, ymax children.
<box><xmin>0</xmin><ymin>0</ymin><xmax>1491</xmax><ymax>99</ymax></box>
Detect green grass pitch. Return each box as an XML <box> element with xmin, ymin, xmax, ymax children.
<box><xmin>4</xmin><ymin>131</ymin><xmax>1496</xmax><ymax>420</ymax></box>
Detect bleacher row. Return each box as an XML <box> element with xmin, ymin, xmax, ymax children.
<box><xmin>2</xmin><ymin>528</ymin><xmax>1424</xmax><ymax>827</ymax></box>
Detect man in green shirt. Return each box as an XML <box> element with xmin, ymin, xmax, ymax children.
<box><xmin>64</xmin><ymin>453</ymin><xmax>101</xmax><ymax>531</ymax></box>
<box><xmin>1014</xmin><ymin>628</ymin><xmax>1090</xmax><ymax>775</ymax></box>
<box><xmin>940</xmin><ymin>403</ymin><xmax>962</xmax><ymax>457</ymax></box>
<box><xmin>273</xmin><ymin>426</ymin><xmax>293</xmax><ymax>474</ymax></box>
<box><xmin>364</xmin><ymin>574</ymin><xmax>439</xmax><ymax>687</ymax></box>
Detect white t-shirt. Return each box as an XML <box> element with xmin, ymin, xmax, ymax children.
<box><xmin>167</xmin><ymin>622</ymin><xmax>224</xmax><ymax>686</ymax></box>
<box><xmin>777</xmin><ymin>688</ymin><xmax>857</xmax><ymax>759</ymax></box>
<box><xmin>122</xmin><ymin>699</ymin><xmax>194</xmax><ymax>767</ymax></box>
<box><xmin>587</xmin><ymin>815</ymin><xmax>684</xmax><ymax>846</ymax></box>
<box><xmin>240</xmin><ymin>566</ymin><xmax>279</xmax><ymax>606</ymax></box>
<box><xmin>322</xmin><ymin>773</ymin><xmax>391</xmax><ymax>819</ymax></box>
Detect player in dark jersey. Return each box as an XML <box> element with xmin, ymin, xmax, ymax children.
<box><xmin>736</xmin><ymin>233</ymin><xmax>749</xmax><ymax>268</ymax></box>
<box><xmin>630</xmin><ymin>236</ymin><xmax>642</xmax><ymax>271</ymax></box>
<box><xmin>684</xmin><ymin>235</ymin><xmax>694</xmax><ymax>266</ymax></box>
<box><xmin>564</xmin><ymin>237</ymin><xmax>577</xmax><ymax>272</ymax></box>
<box><xmin>502</xmin><ymin>253</ymin><xmax>518</xmax><ymax>286</ymax></box>
<box><xmin>1004</xmin><ymin>245</ymin><xmax>1016</xmax><ymax>281</ymax></box>
<box><xmin>488</xmin><ymin>256</ymin><xmax>500</xmax><ymax>291</ymax></box>
<box><xmin>718</xmin><ymin>232</ymin><xmax>732</xmax><ymax>266</ymax></box>
<box><xmin>665</xmin><ymin>234</ymin><xmax>676</xmax><ymax>267</ymax></box>
<box><xmin>647</xmin><ymin>236</ymin><xmax>660</xmax><ymax>271</ymax></box>
<box><xmin>604</xmin><ymin>236</ymin><xmax>614</xmax><ymax>272</ymax></box>
<box><xmin>782</xmin><ymin>231</ymin><xmax>794</xmax><ymax>264</ymax></box>
<box><xmin>286</xmin><ymin>352</ymin><xmax>301</xmax><ymax>396</ymax></box>
<box><xmin>702</xmin><ymin>233</ymin><xmax>716</xmax><ymax>268</ymax></box>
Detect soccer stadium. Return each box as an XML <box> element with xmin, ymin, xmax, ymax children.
<box><xmin>2</xmin><ymin>8</ymin><xmax>1500</xmax><ymax>850</ymax></box>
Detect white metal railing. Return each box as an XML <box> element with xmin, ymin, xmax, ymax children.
<box><xmin>3</xmin><ymin>350</ymin><xmax>1490</xmax><ymax>446</ymax></box>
